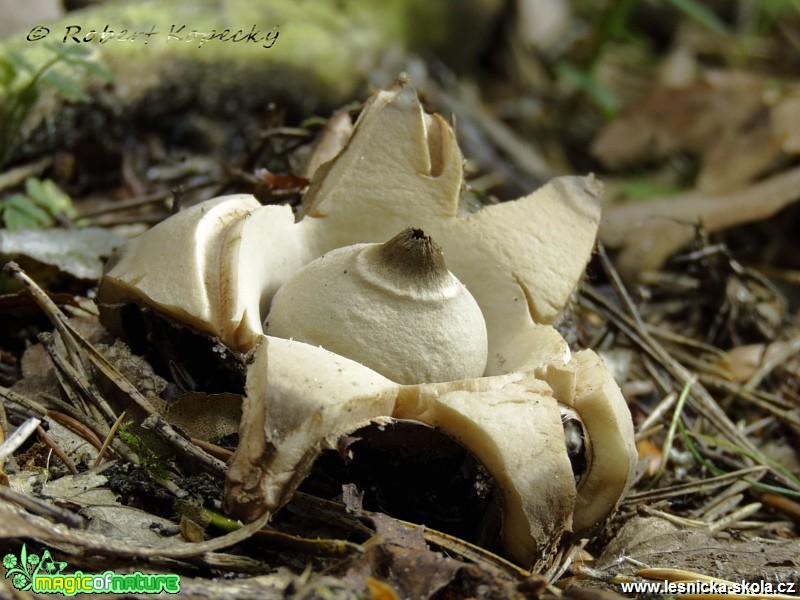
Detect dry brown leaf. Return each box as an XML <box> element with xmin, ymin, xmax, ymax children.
<box><xmin>343</xmin><ymin>514</ymin><xmax>528</xmax><ymax>600</ymax></box>
<box><xmin>697</xmin><ymin>124</ymin><xmax>784</xmax><ymax>193</ymax></box>
<box><xmin>635</xmin><ymin>439</ymin><xmax>662</xmax><ymax>478</ymax></box>
<box><xmin>303</xmin><ymin>106</ymin><xmax>355</xmax><ymax>180</ymax></box>
<box><xmin>771</xmin><ymin>93</ymin><xmax>800</xmax><ymax>154</ymax></box>
<box><xmin>342</xmin><ymin>515</ymin><xmax>460</xmax><ymax>599</ymax></box>
<box><xmin>165</xmin><ymin>391</ymin><xmax>242</xmax><ymax>442</ymax></box>
<box><xmin>366</xmin><ymin>577</ymin><xmax>402</xmax><ymax>600</ymax></box>
<box><xmin>596</xmin><ymin>516</ymin><xmax>800</xmax><ymax>583</ymax></box>
<box><xmin>599</xmin><ymin>164</ymin><xmax>800</xmax><ymax>278</ymax></box>
<box><xmin>592</xmin><ymin>70</ymin><xmax>766</xmax><ymax>169</ymax></box>
<box><xmin>712</xmin><ymin>342</ymin><xmax>792</xmax><ymax>383</ymax></box>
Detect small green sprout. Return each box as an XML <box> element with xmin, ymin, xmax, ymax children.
<box><xmin>0</xmin><ymin>42</ymin><xmax>113</xmax><ymax>169</ymax></box>
<box><xmin>0</xmin><ymin>177</ymin><xmax>77</xmax><ymax>230</ymax></box>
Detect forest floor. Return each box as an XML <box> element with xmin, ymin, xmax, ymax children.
<box><xmin>0</xmin><ymin>1</ymin><xmax>798</xmax><ymax>598</ymax></box>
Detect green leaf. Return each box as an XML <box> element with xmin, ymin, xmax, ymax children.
<box><xmin>49</xmin><ymin>43</ymin><xmax>114</xmax><ymax>81</ymax></box>
<box><xmin>757</xmin><ymin>0</ymin><xmax>800</xmax><ymax>20</ymax></box>
<box><xmin>614</xmin><ymin>176</ymin><xmax>686</xmax><ymax>201</ymax></box>
<box><xmin>0</xmin><ymin>39</ymin><xmax>114</xmax><ymax>170</ymax></box>
<box><xmin>556</xmin><ymin>62</ymin><xmax>620</xmax><ymax>119</ymax></box>
<box><xmin>298</xmin><ymin>115</ymin><xmax>329</xmax><ymax>129</ymax></box>
<box><xmin>49</xmin><ymin>42</ymin><xmax>91</xmax><ymax>60</ymax></box>
<box><xmin>666</xmin><ymin>0</ymin><xmax>728</xmax><ymax>35</ymax></box>
<box><xmin>0</xmin><ymin>58</ymin><xmax>16</xmax><ymax>89</ymax></box>
<box><xmin>24</xmin><ymin>178</ymin><xmax>75</xmax><ymax>219</ymax></box>
<box><xmin>4</xmin><ymin>52</ymin><xmax>33</xmax><ymax>75</ymax></box>
<box><xmin>39</xmin><ymin>70</ymin><xmax>91</xmax><ymax>102</ymax></box>
<box><xmin>1</xmin><ymin>194</ymin><xmax>54</xmax><ymax>229</ymax></box>
<box><xmin>72</xmin><ymin>58</ymin><xmax>114</xmax><ymax>81</ymax></box>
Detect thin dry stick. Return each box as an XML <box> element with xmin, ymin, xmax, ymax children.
<box><xmin>39</xmin><ymin>331</ymin><xmax>116</xmax><ymax>425</ymax></box>
<box><xmin>0</xmin><ymin>157</ymin><xmax>52</xmax><ymax>192</ymax></box>
<box><xmin>743</xmin><ymin>335</ymin><xmax>800</xmax><ymax>391</ymax></box>
<box><xmin>3</xmin><ymin>494</ymin><xmax>272</xmax><ymax>559</ymax></box>
<box><xmin>38</xmin><ymin>333</ymin><xmax>92</xmax><ymax>417</ymax></box>
<box><xmin>4</xmin><ymin>262</ymin><xmax>87</xmax><ymax>342</ymax></box>
<box><xmin>544</xmin><ymin>538</ymin><xmax>589</xmax><ymax>584</ymax></box>
<box><xmin>250</xmin><ymin>528</ymin><xmax>364</xmax><ymax>558</ymax></box>
<box><xmin>701</xmin><ymin>493</ymin><xmax>745</xmax><ymax>523</ymax></box>
<box><xmin>0</xmin><ymin>418</ymin><xmax>41</xmax><ymax>461</ymax></box>
<box><xmin>0</xmin><ymin>385</ymin><xmax>132</xmax><ymax>463</ymax></box>
<box><xmin>636</xmin><ymin>391</ymin><xmax>677</xmax><ymax>438</ymax></box>
<box><xmin>758</xmin><ymin>492</ymin><xmax>800</xmax><ymax>523</ymax></box>
<box><xmin>1</xmin><ymin>385</ymin><xmax>61</xmax><ymax>422</ymax></box>
<box><xmin>0</xmin><ymin>484</ymin><xmax>84</xmax><ymax>528</ymax></box>
<box><xmin>647</xmin><ymin>325</ymin><xmax>728</xmax><ymax>358</ymax></box>
<box><xmin>36</xmin><ymin>425</ymin><xmax>78</xmax><ymax>475</ymax></box>
<box><xmin>581</xmin><ymin>281</ymin><xmax>798</xmax><ymax>491</ymax></box>
<box><xmin>659</xmin><ymin>345</ymin><xmax>730</xmax><ymax>380</ymax></box>
<box><xmin>93</xmin><ymin>411</ymin><xmax>126</xmax><ymax>468</ymax></box>
<box><xmin>639</xmin><ymin>504</ymin><xmax>708</xmax><ymax>528</ymax></box>
<box><xmin>4</xmin><ymin>261</ymin><xmax>224</xmax><ymax>477</ymax></box>
<box><xmin>424</xmin><ymin>77</ymin><xmax>556</xmax><ymax>183</ymax></box>
<box><xmin>642</xmin><ymin>354</ymin><xmax>674</xmax><ymax>394</ymax></box>
<box><xmin>75</xmin><ymin>341</ymin><xmax>228</xmax><ymax>477</ymax></box>
<box><xmin>77</xmin><ymin>181</ymin><xmax>208</xmax><ymax>219</ymax></box>
<box><xmin>624</xmin><ymin>466</ymin><xmax>769</xmax><ymax>504</ymax></box>
<box><xmin>0</xmin><ymin>395</ymin><xmax>9</xmax><ymax>442</ymax></box>
<box><xmin>5</xmin><ymin>264</ymin><xmax>89</xmax><ymax>379</ymax></box>
<box><xmin>292</xmin><ymin>491</ymin><xmax>532</xmax><ymax>580</ymax></box>
<box><xmin>192</xmin><ymin>438</ymin><xmax>234</xmax><ymax>462</ymax></box>
<box><xmin>699</xmin><ymin>374</ymin><xmax>800</xmax><ymax>426</ymax></box>
<box><xmin>46</xmin><ymin>411</ymin><xmax>105</xmax><ymax>451</ymax></box>
<box><xmin>692</xmin><ymin>473</ymin><xmax>765</xmax><ymax>520</ymax></box>
<box><xmin>39</xmin><ymin>390</ymin><xmax>108</xmax><ymax>431</ymax></box>
<box><xmin>742</xmin><ymin>415</ymin><xmax>775</xmax><ymax>435</ymax></box>
<box><xmin>653</xmin><ymin>376</ymin><xmax>695</xmax><ymax>484</ymax></box>
<box><xmin>142</xmin><ymin>414</ymin><xmax>227</xmax><ymax>476</ymax></box>
<box><xmin>81</xmin><ymin>336</ymin><xmax>218</xmax><ymax>460</ymax></box>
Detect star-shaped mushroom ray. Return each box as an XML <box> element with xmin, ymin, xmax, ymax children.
<box><xmin>563</xmin><ymin>350</ymin><xmax>638</xmax><ymax>537</ymax></box>
<box><xmin>224</xmin><ymin>335</ymin><xmax>399</xmax><ymax>522</ymax></box>
<box><xmin>96</xmin><ymin>195</ymin><xmax>259</xmax><ymax>345</ymax></box>
<box><xmin>98</xmin><ymin>195</ymin><xmax>316</xmax><ymax>353</ymax></box>
<box><xmin>298</xmin><ymin>78</ymin><xmax>603</xmax><ymax>374</ymax></box>
<box><xmin>225</xmin><ymin>334</ymin><xmax>577</xmax><ymax>569</ymax></box>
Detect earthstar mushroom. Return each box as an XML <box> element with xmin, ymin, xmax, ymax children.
<box><xmin>95</xmin><ymin>78</ymin><xmax>637</xmax><ymax>569</ymax></box>
<box><xmin>96</xmin><ymin>79</ymin><xmax>603</xmax><ymax>373</ymax></box>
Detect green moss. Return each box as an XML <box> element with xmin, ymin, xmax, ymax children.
<box><xmin>0</xmin><ymin>0</ymin><xmax>503</xmax><ymax>162</ymax></box>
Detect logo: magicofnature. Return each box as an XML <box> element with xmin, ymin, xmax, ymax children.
<box><xmin>3</xmin><ymin>544</ymin><xmax>180</xmax><ymax>595</ymax></box>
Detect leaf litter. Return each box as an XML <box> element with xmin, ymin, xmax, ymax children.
<box><xmin>1</xmin><ymin>1</ymin><xmax>800</xmax><ymax>598</ymax></box>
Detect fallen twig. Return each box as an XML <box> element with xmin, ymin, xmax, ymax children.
<box><xmin>0</xmin><ymin>418</ymin><xmax>40</xmax><ymax>461</ymax></box>
<box><xmin>36</xmin><ymin>424</ymin><xmax>78</xmax><ymax>475</ymax></box>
